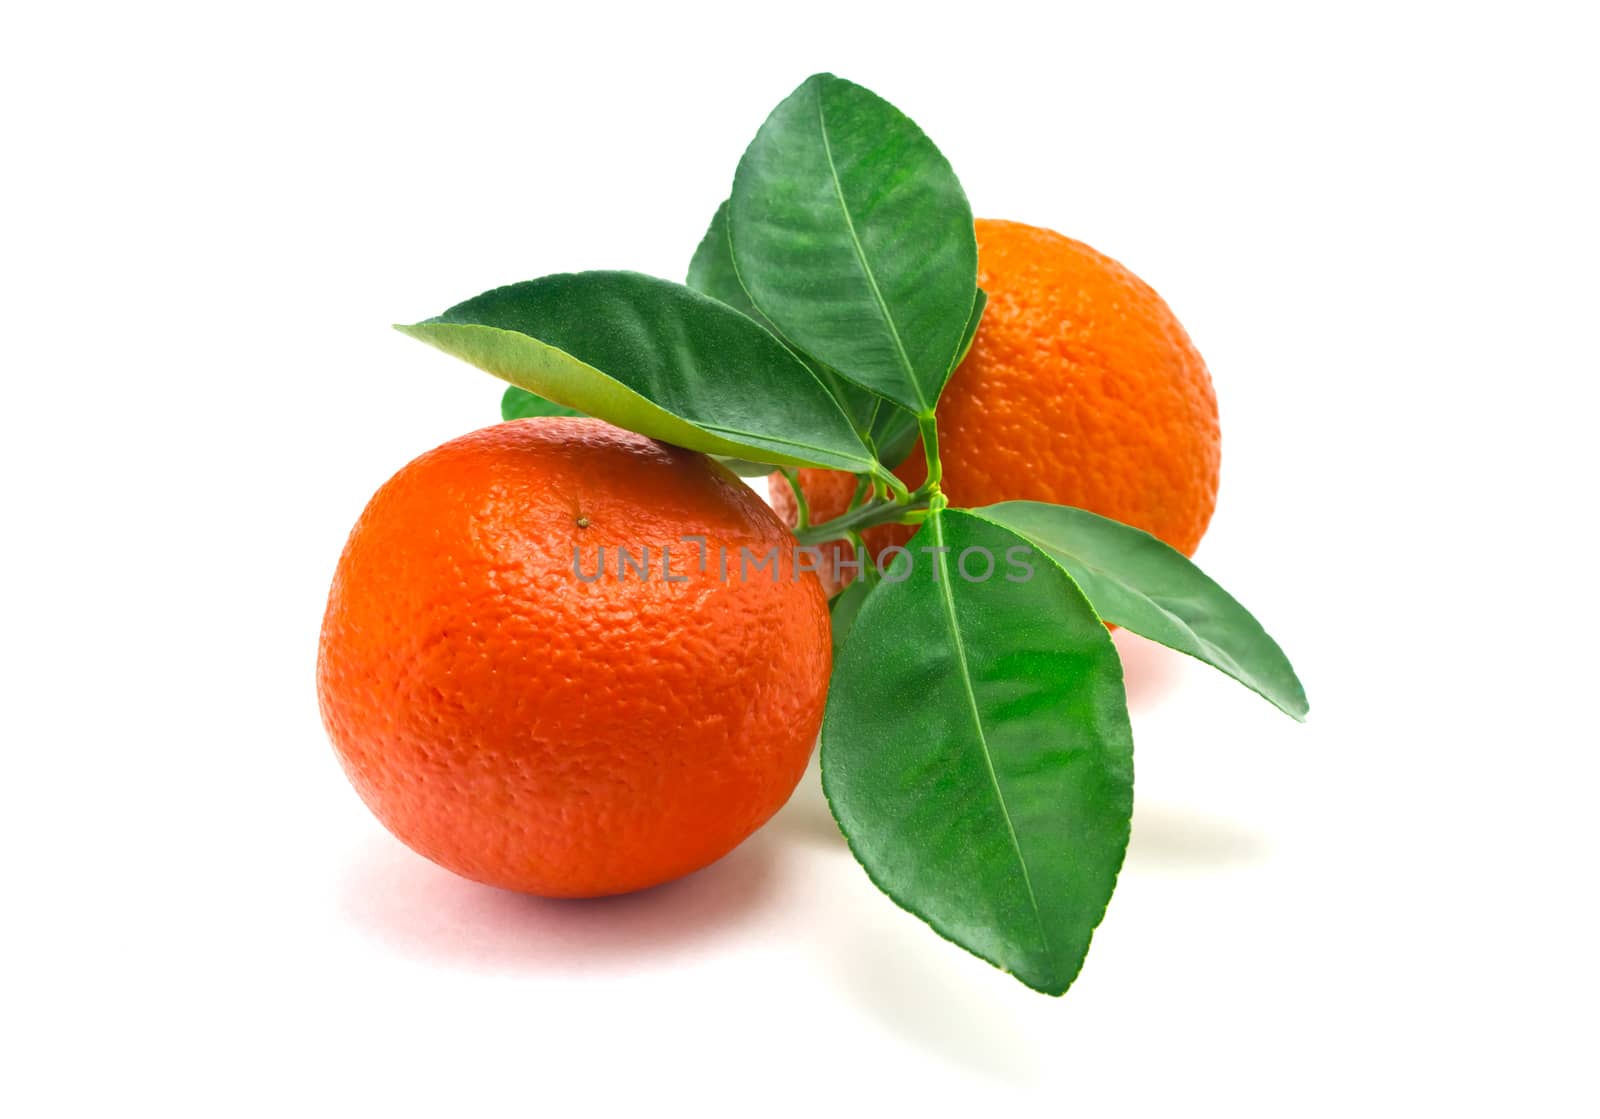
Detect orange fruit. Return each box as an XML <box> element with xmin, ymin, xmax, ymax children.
<box><xmin>772</xmin><ymin>218</ymin><xmax>1221</xmax><ymax>591</ymax></box>
<box><xmin>318</xmin><ymin>417</ymin><xmax>830</xmax><ymax>897</ymax></box>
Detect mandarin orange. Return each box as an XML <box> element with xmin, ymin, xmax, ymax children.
<box><xmin>318</xmin><ymin>418</ymin><xmax>830</xmax><ymax>897</ymax></box>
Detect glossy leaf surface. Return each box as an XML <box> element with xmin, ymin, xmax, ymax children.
<box><xmin>729</xmin><ymin>73</ymin><xmax>977</xmax><ymax>415</ymax></box>
<box><xmin>864</xmin><ymin>288</ymin><xmax>987</xmax><ymax>467</ymax></box>
<box><xmin>687</xmin><ymin>200</ymin><xmax>878</xmax><ymax>436</ymax></box>
<box><xmin>398</xmin><ymin>271</ymin><xmax>877</xmax><ymax>474</ymax></box>
<box><xmin>975</xmin><ymin>502</ymin><xmax>1309</xmax><ymax>720</ymax></box>
<box><xmin>822</xmin><ymin>509</ymin><xmax>1134</xmax><ymax>994</ymax></box>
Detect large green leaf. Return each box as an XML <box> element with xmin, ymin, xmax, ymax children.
<box><xmin>398</xmin><ymin>271</ymin><xmax>878</xmax><ymax>475</ymax></box>
<box><xmin>974</xmin><ymin>502</ymin><xmax>1309</xmax><ymax>720</ymax></box>
<box><xmin>688</xmin><ymin>200</ymin><xmax>880</xmax><ymax>437</ymax></box>
<box><xmin>821</xmin><ymin>508</ymin><xmax>1134</xmax><ymax>995</ymax></box>
<box><xmin>501</xmin><ymin>385</ymin><xmax>583</xmax><ymax>420</ymax></box>
<box><xmin>728</xmin><ymin>73</ymin><xmax>978</xmax><ymax>416</ymax></box>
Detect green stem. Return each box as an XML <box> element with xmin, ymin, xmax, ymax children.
<box><xmin>778</xmin><ymin>467</ymin><xmax>810</xmax><ymax>530</ymax></box>
<box><xmin>795</xmin><ymin>497</ymin><xmax>928</xmax><ymax>547</ymax></box>
<box><xmin>876</xmin><ymin>468</ymin><xmax>911</xmax><ymax>503</ymax></box>
<box><xmin>847</xmin><ymin>474</ymin><xmax>872</xmax><ymax>513</ymax></box>
<box><xmin>917</xmin><ymin>415</ymin><xmax>945</xmax><ymax>494</ymax></box>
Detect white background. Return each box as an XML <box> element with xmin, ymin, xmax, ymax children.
<box><xmin>4</xmin><ymin>3</ymin><xmax>1596</xmax><ymax>1114</ymax></box>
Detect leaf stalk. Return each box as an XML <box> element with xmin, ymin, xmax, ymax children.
<box><xmin>794</xmin><ymin>497</ymin><xmax>929</xmax><ymax>546</ymax></box>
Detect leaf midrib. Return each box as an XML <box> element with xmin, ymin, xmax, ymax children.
<box><xmin>1043</xmin><ymin>540</ymin><xmax>1210</xmax><ymax>650</ymax></box>
<box><xmin>929</xmin><ymin>512</ymin><xmax>1049</xmax><ymax>956</ymax></box>
<box><xmin>971</xmin><ymin>508</ymin><xmax>1305</xmax><ymax>719</ymax></box>
<box><xmin>407</xmin><ymin>321</ymin><xmax>873</xmax><ymax>473</ymax></box>
<box><xmin>698</xmin><ymin>423</ymin><xmax>867</xmax><ymax>462</ymax></box>
<box><xmin>973</xmin><ymin>508</ymin><xmax>1212</xmax><ymax>649</ymax></box>
<box><xmin>814</xmin><ymin>84</ymin><xmax>927</xmax><ymax>415</ymax></box>
<box><xmin>1010</xmin><ymin>527</ymin><xmax>1256</xmax><ymax>684</ymax></box>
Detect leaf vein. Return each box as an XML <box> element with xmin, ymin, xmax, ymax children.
<box><xmin>929</xmin><ymin>512</ymin><xmax>1049</xmax><ymax>952</ymax></box>
<box><xmin>814</xmin><ymin>86</ymin><xmax>926</xmax><ymax>413</ymax></box>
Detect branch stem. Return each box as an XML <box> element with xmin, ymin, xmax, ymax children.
<box><xmin>794</xmin><ymin>497</ymin><xmax>929</xmax><ymax>546</ymax></box>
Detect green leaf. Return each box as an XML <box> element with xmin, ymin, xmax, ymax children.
<box><xmin>974</xmin><ymin>502</ymin><xmax>1309</xmax><ymax>720</ymax></box>
<box><xmin>688</xmin><ymin>200</ymin><xmax>880</xmax><ymax>437</ymax></box>
<box><xmin>827</xmin><ymin>577</ymin><xmax>873</xmax><ymax>662</ymax></box>
<box><xmin>398</xmin><ymin>271</ymin><xmax>879</xmax><ymax>475</ymax></box>
<box><xmin>955</xmin><ymin>287</ymin><xmax>988</xmax><ymax>368</ymax></box>
<box><xmin>501</xmin><ymin>385</ymin><xmax>583</xmax><ymax>421</ymax></box>
<box><xmin>729</xmin><ymin>73</ymin><xmax>978</xmax><ymax>416</ymax></box>
<box><xmin>502</xmin><ymin>384</ymin><xmax>774</xmax><ymax>480</ymax></box>
<box><xmin>714</xmin><ymin>457</ymin><xmax>778</xmax><ymax>478</ymax></box>
<box><xmin>686</xmin><ymin>200</ymin><xmax>752</xmax><ymax>316</ymax></box>
<box><xmin>866</xmin><ymin>401</ymin><xmax>921</xmax><ymax>469</ymax></box>
<box><xmin>861</xmin><ymin>288</ymin><xmax>985</xmax><ymax>469</ymax></box>
<box><xmin>822</xmin><ymin>508</ymin><xmax>1134</xmax><ymax>995</ymax></box>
